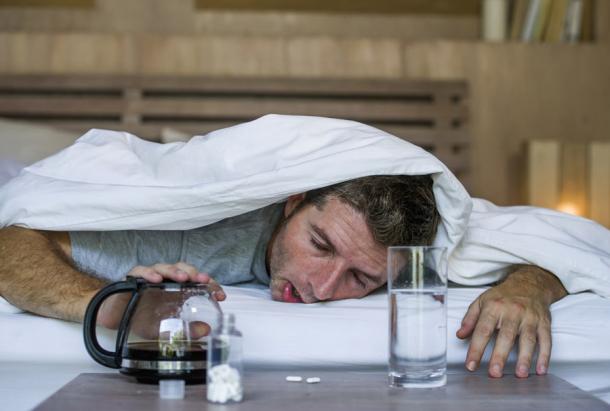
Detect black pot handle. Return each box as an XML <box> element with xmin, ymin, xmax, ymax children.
<box><xmin>83</xmin><ymin>277</ymin><xmax>142</xmax><ymax>368</ymax></box>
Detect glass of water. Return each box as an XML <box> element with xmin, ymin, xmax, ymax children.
<box><xmin>387</xmin><ymin>246</ymin><xmax>448</xmax><ymax>388</ymax></box>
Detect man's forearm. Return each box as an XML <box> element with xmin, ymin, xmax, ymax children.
<box><xmin>0</xmin><ymin>226</ymin><xmax>106</xmax><ymax>322</ymax></box>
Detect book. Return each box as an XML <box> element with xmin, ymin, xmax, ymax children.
<box><xmin>482</xmin><ymin>0</ymin><xmax>509</xmax><ymax>41</ymax></box>
<box><xmin>563</xmin><ymin>0</ymin><xmax>583</xmax><ymax>42</ymax></box>
<box><xmin>521</xmin><ymin>0</ymin><xmax>540</xmax><ymax>41</ymax></box>
<box><xmin>544</xmin><ymin>0</ymin><xmax>569</xmax><ymax>42</ymax></box>
<box><xmin>510</xmin><ymin>0</ymin><xmax>530</xmax><ymax>40</ymax></box>
<box><xmin>580</xmin><ymin>0</ymin><xmax>595</xmax><ymax>42</ymax></box>
<box><xmin>531</xmin><ymin>0</ymin><xmax>552</xmax><ymax>41</ymax></box>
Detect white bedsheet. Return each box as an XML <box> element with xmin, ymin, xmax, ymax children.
<box><xmin>2</xmin><ymin>286</ymin><xmax>609</xmax><ymax>366</ymax></box>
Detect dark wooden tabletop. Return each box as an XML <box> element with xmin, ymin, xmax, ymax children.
<box><xmin>34</xmin><ymin>368</ymin><xmax>610</xmax><ymax>411</ymax></box>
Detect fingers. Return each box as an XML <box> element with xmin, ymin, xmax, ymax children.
<box><xmin>128</xmin><ymin>264</ymin><xmax>191</xmax><ymax>282</ymax></box>
<box><xmin>175</xmin><ymin>262</ymin><xmax>212</xmax><ymax>283</ymax></box>
<box><xmin>129</xmin><ymin>263</ymin><xmax>204</xmax><ymax>283</ymax></box>
<box><xmin>189</xmin><ymin>321</ymin><xmax>212</xmax><ymax>338</ymax></box>
<box><xmin>464</xmin><ymin>303</ymin><xmax>552</xmax><ymax>379</ymax></box>
<box><xmin>457</xmin><ymin>299</ymin><xmax>481</xmax><ymax>340</ymax></box>
<box><xmin>130</xmin><ymin>262</ymin><xmax>201</xmax><ymax>283</ymax></box>
<box><xmin>536</xmin><ymin>321</ymin><xmax>552</xmax><ymax>375</ymax></box>
<box><xmin>488</xmin><ymin>317</ymin><xmax>519</xmax><ymax>378</ymax></box>
<box><xmin>127</xmin><ymin>263</ymin><xmax>226</xmax><ymax>301</ymax></box>
<box><xmin>174</xmin><ymin>263</ymin><xmax>226</xmax><ymax>301</ymax></box>
<box><xmin>465</xmin><ymin>309</ymin><xmax>497</xmax><ymax>372</ymax></box>
<box><xmin>205</xmin><ymin>280</ymin><xmax>227</xmax><ymax>302</ymax></box>
<box><xmin>149</xmin><ymin>263</ymin><xmax>189</xmax><ymax>282</ymax></box>
<box><xmin>174</xmin><ymin>262</ymin><xmax>199</xmax><ymax>280</ymax></box>
<box><xmin>127</xmin><ymin>265</ymin><xmax>165</xmax><ymax>282</ymax></box>
<box><xmin>515</xmin><ymin>323</ymin><xmax>537</xmax><ymax>378</ymax></box>
<box><xmin>460</xmin><ymin>276</ymin><xmax>555</xmax><ymax>379</ymax></box>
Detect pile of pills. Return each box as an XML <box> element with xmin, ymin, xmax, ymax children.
<box><xmin>207</xmin><ymin>364</ymin><xmax>243</xmax><ymax>403</ymax></box>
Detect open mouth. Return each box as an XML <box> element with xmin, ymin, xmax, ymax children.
<box><xmin>282</xmin><ymin>281</ymin><xmax>303</xmax><ymax>303</ymax></box>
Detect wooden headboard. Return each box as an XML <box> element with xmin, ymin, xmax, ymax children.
<box><xmin>0</xmin><ymin>75</ymin><xmax>470</xmax><ymax>187</ymax></box>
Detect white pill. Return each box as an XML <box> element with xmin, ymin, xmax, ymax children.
<box><xmin>306</xmin><ymin>377</ymin><xmax>321</xmax><ymax>384</ymax></box>
<box><xmin>285</xmin><ymin>376</ymin><xmax>303</xmax><ymax>382</ymax></box>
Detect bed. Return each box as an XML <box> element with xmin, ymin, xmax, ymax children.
<box><xmin>0</xmin><ymin>76</ymin><xmax>609</xmax><ymax>409</ymax></box>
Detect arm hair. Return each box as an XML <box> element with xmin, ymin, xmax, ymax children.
<box><xmin>0</xmin><ymin>226</ymin><xmax>106</xmax><ymax>322</ymax></box>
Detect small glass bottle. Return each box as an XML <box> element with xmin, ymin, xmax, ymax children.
<box><xmin>206</xmin><ymin>313</ymin><xmax>244</xmax><ymax>404</ymax></box>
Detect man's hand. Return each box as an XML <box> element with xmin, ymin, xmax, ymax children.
<box><xmin>127</xmin><ymin>262</ymin><xmax>226</xmax><ymax>301</ymax></box>
<box><xmin>97</xmin><ymin>262</ymin><xmax>225</xmax><ymax>330</ymax></box>
<box><xmin>456</xmin><ymin>265</ymin><xmax>567</xmax><ymax>378</ymax></box>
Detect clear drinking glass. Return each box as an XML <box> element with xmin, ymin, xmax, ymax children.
<box><xmin>387</xmin><ymin>246</ymin><xmax>448</xmax><ymax>388</ymax></box>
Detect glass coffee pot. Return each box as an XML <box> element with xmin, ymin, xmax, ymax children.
<box><xmin>84</xmin><ymin>276</ymin><xmax>222</xmax><ymax>384</ymax></box>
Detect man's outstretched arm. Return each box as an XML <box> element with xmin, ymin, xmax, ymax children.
<box><xmin>457</xmin><ymin>265</ymin><xmax>568</xmax><ymax>378</ymax></box>
<box><xmin>0</xmin><ymin>226</ymin><xmax>105</xmax><ymax>322</ymax></box>
<box><xmin>0</xmin><ymin>226</ymin><xmax>227</xmax><ymax>326</ymax></box>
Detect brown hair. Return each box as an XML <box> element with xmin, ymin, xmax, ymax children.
<box><xmin>300</xmin><ymin>175</ymin><xmax>440</xmax><ymax>246</ymax></box>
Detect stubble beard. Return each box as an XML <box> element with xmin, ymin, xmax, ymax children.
<box><xmin>267</xmin><ymin>216</ymin><xmax>291</xmax><ymax>298</ymax></box>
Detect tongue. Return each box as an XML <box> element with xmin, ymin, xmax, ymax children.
<box><xmin>283</xmin><ymin>282</ymin><xmax>303</xmax><ymax>303</ymax></box>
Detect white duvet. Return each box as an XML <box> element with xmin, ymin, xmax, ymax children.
<box><xmin>1</xmin><ymin>114</ymin><xmax>609</xmax><ymax>297</ymax></box>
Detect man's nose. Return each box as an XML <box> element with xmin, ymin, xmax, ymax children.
<box><xmin>310</xmin><ymin>262</ymin><xmax>344</xmax><ymax>301</ymax></box>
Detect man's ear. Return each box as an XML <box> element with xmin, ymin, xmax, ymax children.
<box><xmin>284</xmin><ymin>193</ymin><xmax>306</xmax><ymax>217</ymax></box>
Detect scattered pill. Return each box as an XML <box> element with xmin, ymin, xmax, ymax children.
<box><xmin>285</xmin><ymin>376</ymin><xmax>303</xmax><ymax>382</ymax></box>
<box><xmin>306</xmin><ymin>377</ymin><xmax>321</xmax><ymax>384</ymax></box>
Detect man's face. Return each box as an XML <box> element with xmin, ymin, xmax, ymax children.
<box><xmin>267</xmin><ymin>195</ymin><xmax>387</xmax><ymax>303</ymax></box>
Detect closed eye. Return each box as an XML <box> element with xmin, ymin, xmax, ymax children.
<box><xmin>352</xmin><ymin>272</ymin><xmax>366</xmax><ymax>289</ymax></box>
<box><xmin>310</xmin><ymin>236</ymin><xmax>331</xmax><ymax>252</ymax></box>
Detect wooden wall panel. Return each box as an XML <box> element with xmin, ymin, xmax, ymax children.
<box><xmin>404</xmin><ymin>42</ymin><xmax>610</xmax><ymax>204</ymax></box>
<box><xmin>0</xmin><ymin>33</ymin><xmax>52</xmax><ymax>73</ymax></box>
<box><xmin>590</xmin><ymin>142</ymin><xmax>610</xmax><ymax>227</ymax></box>
<box><xmin>193</xmin><ymin>13</ymin><xmax>478</xmax><ymax>39</ymax></box>
<box><xmin>194</xmin><ymin>0</ymin><xmax>480</xmax><ymax>15</ymax></box>
<box><xmin>528</xmin><ymin>140</ymin><xmax>610</xmax><ymax>227</ymax></box>
<box><xmin>0</xmin><ymin>32</ymin><xmax>135</xmax><ymax>74</ymax></box>
<box><xmin>528</xmin><ymin>141</ymin><xmax>560</xmax><ymax>210</ymax></box>
<box><xmin>0</xmin><ymin>34</ymin><xmax>609</xmax><ymax>206</ymax></box>
<box><xmin>0</xmin><ymin>0</ymin><xmax>479</xmax><ymax>39</ymax></box>
<box><xmin>196</xmin><ymin>36</ymin><xmax>287</xmax><ymax>77</ymax></box>
<box><xmin>286</xmin><ymin>37</ymin><xmax>402</xmax><ymax>78</ymax></box>
<box><xmin>597</xmin><ymin>0</ymin><xmax>610</xmax><ymax>45</ymax></box>
<box><xmin>0</xmin><ymin>33</ymin><xmax>407</xmax><ymax>79</ymax></box>
<box><xmin>0</xmin><ymin>0</ymin><xmax>93</xmax><ymax>6</ymax></box>
<box><xmin>135</xmin><ymin>35</ymin><xmax>286</xmax><ymax>76</ymax></box>
<box><xmin>559</xmin><ymin>143</ymin><xmax>589</xmax><ymax>217</ymax></box>
<box><xmin>49</xmin><ymin>33</ymin><xmax>135</xmax><ymax>74</ymax></box>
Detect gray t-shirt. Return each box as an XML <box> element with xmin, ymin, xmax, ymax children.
<box><xmin>69</xmin><ymin>203</ymin><xmax>285</xmax><ymax>285</ymax></box>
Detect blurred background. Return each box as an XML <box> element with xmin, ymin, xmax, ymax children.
<box><xmin>0</xmin><ymin>0</ymin><xmax>608</xmax><ymax>227</ymax></box>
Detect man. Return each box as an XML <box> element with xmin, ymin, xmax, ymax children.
<box><xmin>0</xmin><ymin>174</ymin><xmax>567</xmax><ymax>380</ymax></box>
